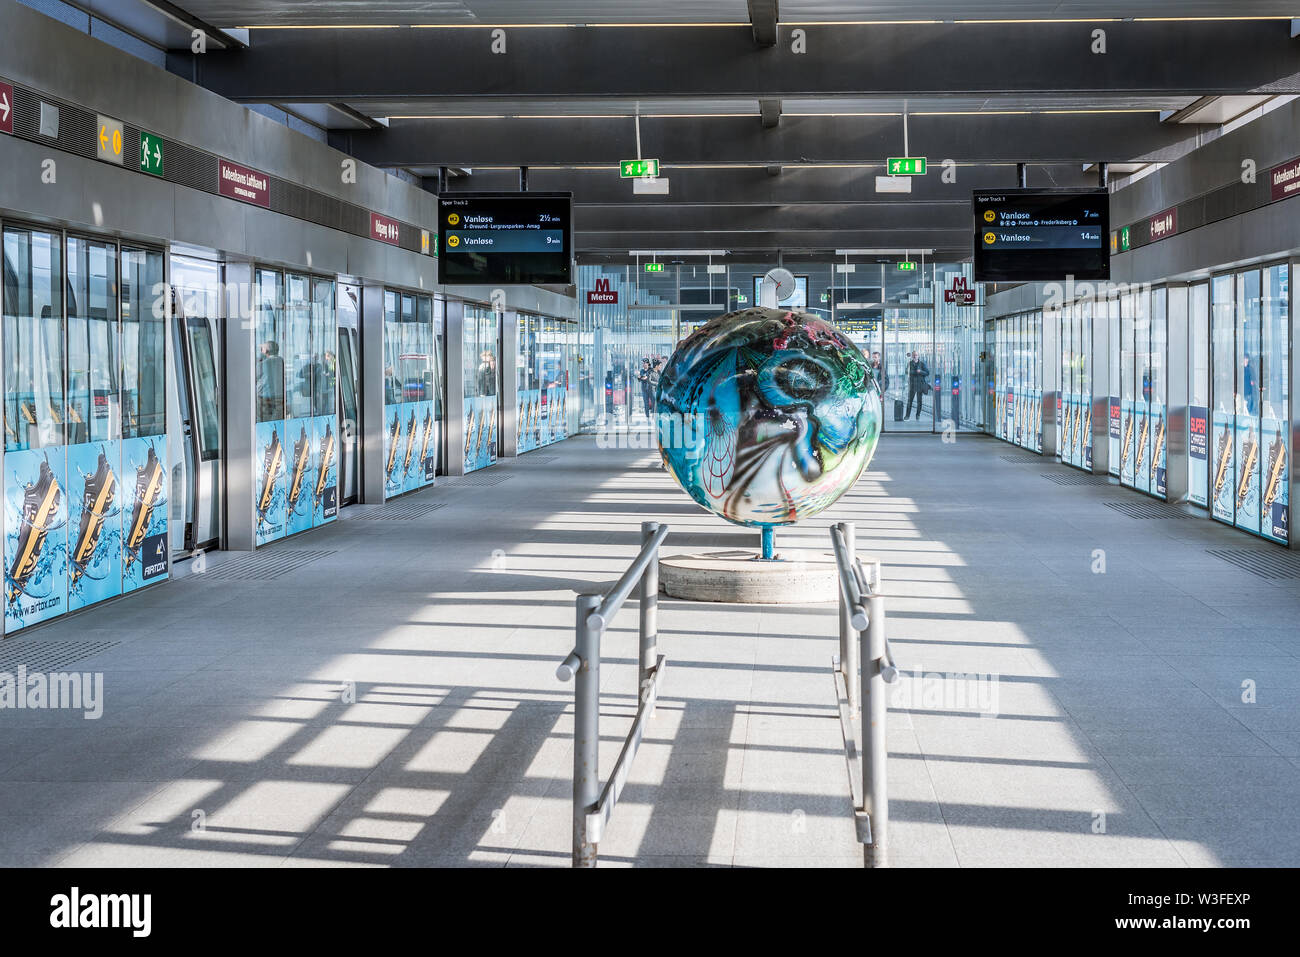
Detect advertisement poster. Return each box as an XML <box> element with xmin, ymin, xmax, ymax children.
<box><xmin>551</xmin><ymin>386</ymin><xmax>568</xmax><ymax>442</ymax></box>
<box><xmin>1151</xmin><ymin>406</ymin><xmax>1167</xmax><ymax>499</ymax></box>
<box><xmin>1260</xmin><ymin>415</ymin><xmax>1289</xmax><ymax>544</ymax></box>
<box><xmin>1083</xmin><ymin>402</ymin><xmax>1093</xmax><ymax>471</ymax></box>
<box><xmin>284</xmin><ymin>416</ymin><xmax>316</xmax><ymax>537</ymax></box>
<box><xmin>1120</xmin><ymin>401</ymin><xmax>1135</xmax><ymax>487</ymax></box>
<box><xmin>121</xmin><ymin>436</ymin><xmax>169</xmax><ymax>594</ymax></box>
<box><xmin>383</xmin><ymin>404</ymin><xmax>408</xmax><ymax>497</ymax></box>
<box><xmin>1211</xmin><ymin>412</ymin><xmax>1235</xmax><ymax>523</ymax></box>
<box><xmin>254</xmin><ymin>420</ymin><xmax>287</xmax><ymax>547</ymax></box>
<box><xmin>1188</xmin><ymin>405</ymin><xmax>1209</xmax><ymax>507</ymax></box>
<box><xmin>66</xmin><ymin>440</ymin><xmax>122</xmax><ymax>612</ymax></box>
<box><xmin>404</xmin><ymin>400</ymin><xmax>435</xmax><ymax>492</ymax></box>
<box><xmin>1054</xmin><ymin>394</ymin><xmax>1061</xmax><ymax>452</ymax></box>
<box><xmin>1108</xmin><ymin>396</ymin><xmax>1121</xmax><ymax>476</ymax></box>
<box><xmin>4</xmin><ymin>447</ymin><xmax>68</xmax><ymax>632</ymax></box>
<box><xmin>1234</xmin><ymin>415</ymin><xmax>1262</xmax><ymax>535</ymax></box>
<box><xmin>1134</xmin><ymin>408</ymin><xmax>1151</xmax><ymax>495</ymax></box>
<box><xmin>1033</xmin><ymin>391</ymin><xmax>1042</xmax><ymax>452</ymax></box>
<box><xmin>518</xmin><ymin>388</ymin><xmax>539</xmax><ymax>454</ymax></box>
<box><xmin>465</xmin><ymin>395</ymin><xmax>498</xmax><ymax>473</ymax></box>
<box><xmin>312</xmin><ymin>414</ymin><xmax>339</xmax><ymax>524</ymax></box>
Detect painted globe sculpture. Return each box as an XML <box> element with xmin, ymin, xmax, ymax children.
<box><xmin>656</xmin><ymin>306</ymin><xmax>882</xmax><ymax>529</ymax></box>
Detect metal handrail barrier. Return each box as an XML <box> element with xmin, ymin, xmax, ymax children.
<box><xmin>830</xmin><ymin>521</ymin><xmax>898</xmax><ymax>868</ymax></box>
<box><xmin>556</xmin><ymin>521</ymin><xmax>668</xmax><ymax>867</ymax></box>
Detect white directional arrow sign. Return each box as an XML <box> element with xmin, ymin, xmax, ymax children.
<box><xmin>0</xmin><ymin>82</ymin><xmax>13</xmax><ymax>135</ymax></box>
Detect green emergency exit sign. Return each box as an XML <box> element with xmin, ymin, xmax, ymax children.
<box><xmin>139</xmin><ymin>131</ymin><xmax>163</xmax><ymax>177</ymax></box>
<box><xmin>645</xmin><ymin>262</ymin><xmax>665</xmax><ymax>272</ymax></box>
<box><xmin>620</xmin><ymin>159</ymin><xmax>660</xmax><ymax>178</ymax></box>
<box><xmin>887</xmin><ymin>157</ymin><xmax>927</xmax><ymax>175</ymax></box>
<box><xmin>897</xmin><ymin>261</ymin><xmax>917</xmax><ymax>271</ymax></box>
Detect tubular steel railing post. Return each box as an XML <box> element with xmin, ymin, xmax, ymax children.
<box><xmin>639</xmin><ymin>521</ymin><xmax>660</xmax><ymax>711</ymax></box>
<box><xmin>863</xmin><ymin>590</ymin><xmax>888</xmax><ymax>868</ymax></box>
<box><xmin>840</xmin><ymin>523</ymin><xmax>859</xmax><ymax>715</ymax></box>
<box><xmin>573</xmin><ymin>593</ymin><xmax>602</xmax><ymax>868</ymax></box>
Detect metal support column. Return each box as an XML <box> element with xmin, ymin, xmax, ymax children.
<box><xmin>1041</xmin><ymin>305</ymin><xmax>1060</xmax><ymax>458</ymax></box>
<box><xmin>359</xmin><ymin>280</ymin><xmax>387</xmax><ymax>502</ymax></box>
<box><xmin>863</xmin><ymin>591</ymin><xmax>888</xmax><ymax>867</ymax></box>
<box><xmin>639</xmin><ymin>522</ymin><xmax>659</xmax><ymax>704</ymax></box>
<box><xmin>444</xmin><ymin>297</ymin><xmax>468</xmax><ymax>475</ymax></box>
<box><xmin>1165</xmin><ymin>285</ymin><xmax>1190</xmax><ymax>501</ymax></box>
<box><xmin>501</xmin><ymin>308</ymin><xmax>519</xmax><ymax>458</ymax></box>
<box><xmin>573</xmin><ymin>593</ymin><xmax>601</xmax><ymax>867</ymax></box>
<box><xmin>223</xmin><ymin>260</ymin><xmax>255</xmax><ymax>548</ymax></box>
<box><xmin>1090</xmin><ymin>297</ymin><xmax>1112</xmax><ymax>475</ymax></box>
<box><xmin>837</xmin><ymin>522</ymin><xmax>859</xmax><ymax>715</ymax></box>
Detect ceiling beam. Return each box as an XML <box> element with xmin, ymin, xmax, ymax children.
<box><xmin>442</xmin><ymin>163</ymin><xmax>1097</xmax><ymax>205</ymax></box>
<box><xmin>177</xmin><ymin>21</ymin><xmax>1300</xmax><ymax>100</ymax></box>
<box><xmin>338</xmin><ymin>112</ymin><xmax>1196</xmax><ymax>168</ymax></box>
<box><xmin>748</xmin><ymin>0</ymin><xmax>779</xmax><ymax>48</ymax></box>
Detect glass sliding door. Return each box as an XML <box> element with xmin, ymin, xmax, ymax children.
<box><xmin>1210</xmin><ymin>274</ymin><xmax>1237</xmax><ymax>524</ymax></box>
<box><xmin>120</xmin><ymin>246</ymin><xmax>168</xmax><ymax>592</ymax></box>
<box><xmin>65</xmin><ymin>235</ymin><xmax>121</xmax><ymax>611</ymax></box>
<box><xmin>1234</xmin><ymin>270</ymin><xmax>1262</xmax><ymax>534</ymax></box>
<box><xmin>463</xmin><ymin>303</ymin><xmax>500</xmax><ymax>473</ymax></box>
<box><xmin>1259</xmin><ymin>265</ymin><xmax>1289</xmax><ymax>543</ymax></box>
<box><xmin>1188</xmin><ymin>282</ymin><xmax>1210</xmax><ymax>507</ymax></box>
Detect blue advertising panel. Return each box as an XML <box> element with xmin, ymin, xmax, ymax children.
<box><xmin>404</xmin><ymin>400</ymin><xmax>436</xmax><ymax>492</ymax></box>
<box><xmin>549</xmin><ymin>386</ymin><xmax>569</xmax><ymax>444</ymax></box>
<box><xmin>312</xmin><ymin>414</ymin><xmax>339</xmax><ymax>525</ymax></box>
<box><xmin>4</xmin><ymin>447</ymin><xmax>68</xmax><ymax>631</ymax></box>
<box><xmin>283</xmin><ymin>416</ymin><xmax>316</xmax><ymax>536</ymax></box>
<box><xmin>254</xmin><ymin>420</ymin><xmax>287</xmax><ymax>546</ymax></box>
<box><xmin>121</xmin><ymin>435</ymin><xmax>168</xmax><ymax>594</ymax></box>
<box><xmin>1210</xmin><ymin>412</ymin><xmax>1235</xmax><ymax>523</ymax></box>
<box><xmin>1260</xmin><ymin>415</ymin><xmax>1289</xmax><ymax>543</ymax></box>
<box><xmin>465</xmin><ymin>395</ymin><xmax>498</xmax><ymax>472</ymax></box>
<box><xmin>66</xmin><ymin>440</ymin><xmax>122</xmax><ymax>611</ymax></box>
<box><xmin>1234</xmin><ymin>415</ymin><xmax>1262</xmax><ymax>535</ymax></box>
<box><xmin>383</xmin><ymin>403</ymin><xmax>407</xmax><ymax>497</ymax></box>
<box><xmin>518</xmin><ymin>388</ymin><xmax>539</xmax><ymax>454</ymax></box>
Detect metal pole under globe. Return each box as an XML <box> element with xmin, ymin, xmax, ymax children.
<box><xmin>761</xmin><ymin>526</ymin><xmax>774</xmax><ymax>560</ymax></box>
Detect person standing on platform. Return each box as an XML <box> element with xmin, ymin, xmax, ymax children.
<box><xmin>905</xmin><ymin>350</ymin><xmax>930</xmax><ymax>420</ymax></box>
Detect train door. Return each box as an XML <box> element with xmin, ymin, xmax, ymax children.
<box><xmin>167</xmin><ymin>255</ymin><xmax>224</xmax><ymax>557</ymax></box>
<box><xmin>336</xmin><ymin>281</ymin><xmax>360</xmax><ymax>505</ymax></box>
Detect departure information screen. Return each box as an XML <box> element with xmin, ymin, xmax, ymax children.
<box><xmin>972</xmin><ymin>189</ymin><xmax>1109</xmax><ymax>282</ymax></box>
<box><xmin>438</xmin><ymin>191</ymin><xmax>572</xmax><ymax>286</ymax></box>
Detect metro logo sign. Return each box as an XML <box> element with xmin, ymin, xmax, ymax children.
<box><xmin>944</xmin><ymin>276</ymin><xmax>977</xmax><ymax>305</ymax></box>
<box><xmin>370</xmin><ymin>212</ymin><xmax>400</xmax><ymax>245</ymax></box>
<box><xmin>586</xmin><ymin>277</ymin><xmax>618</xmax><ymax>304</ymax></box>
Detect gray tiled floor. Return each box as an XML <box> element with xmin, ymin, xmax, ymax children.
<box><xmin>2</xmin><ymin>433</ymin><xmax>1298</xmax><ymax>867</ymax></box>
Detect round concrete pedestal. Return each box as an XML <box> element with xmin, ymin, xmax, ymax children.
<box><xmin>658</xmin><ymin>549</ymin><xmax>839</xmax><ymax>604</ymax></box>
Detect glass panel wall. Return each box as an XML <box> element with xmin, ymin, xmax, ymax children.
<box><xmin>254</xmin><ymin>268</ymin><xmax>338</xmax><ymax>544</ymax></box>
<box><xmin>1</xmin><ymin>227</ymin><xmax>168</xmax><ymax>632</ymax></box>
<box><xmin>1188</xmin><ymin>282</ymin><xmax>1210</xmax><ymax>507</ymax></box>
<box><xmin>1212</xmin><ymin>264</ymin><xmax>1290</xmax><ymax>542</ymax></box>
<box><xmin>989</xmin><ymin>309</ymin><xmax>1042</xmax><ymax>452</ymax></box>
<box><xmin>577</xmin><ymin>259</ymin><xmax>982</xmax><ymax>435</ymax></box>
<box><xmin>382</xmin><ymin>289</ymin><xmax>439</xmax><ymax>496</ymax></box>
<box><xmin>518</xmin><ymin>312</ymin><xmax>576</xmax><ymax>454</ymax></box>
<box><xmin>463</xmin><ymin>303</ymin><xmax>500</xmax><ymax>473</ymax></box>
<box><xmin>120</xmin><ymin>246</ymin><xmax>168</xmax><ymax>593</ymax></box>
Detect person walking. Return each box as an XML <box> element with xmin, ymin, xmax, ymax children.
<box><xmin>905</xmin><ymin>350</ymin><xmax>930</xmax><ymax>421</ymax></box>
<box><xmin>637</xmin><ymin>358</ymin><xmax>654</xmax><ymax>418</ymax></box>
